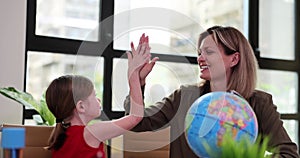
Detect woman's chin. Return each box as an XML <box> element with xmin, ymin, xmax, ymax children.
<box><xmin>200</xmin><ymin>74</ymin><xmax>210</xmax><ymax>81</ymax></box>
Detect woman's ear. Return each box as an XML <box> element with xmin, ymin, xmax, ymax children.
<box><xmin>75</xmin><ymin>100</ymin><xmax>85</xmax><ymax>113</ymax></box>
<box><xmin>230</xmin><ymin>52</ymin><xmax>240</xmax><ymax>67</ymax></box>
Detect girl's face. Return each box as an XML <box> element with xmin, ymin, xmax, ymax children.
<box><xmin>82</xmin><ymin>90</ymin><xmax>102</xmax><ymax>119</ymax></box>
<box><xmin>197</xmin><ymin>35</ymin><xmax>238</xmax><ymax>83</ymax></box>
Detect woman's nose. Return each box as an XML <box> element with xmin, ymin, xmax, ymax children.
<box><xmin>197</xmin><ymin>54</ymin><xmax>205</xmax><ymax>63</ymax></box>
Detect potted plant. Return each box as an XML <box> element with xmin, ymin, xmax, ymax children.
<box><xmin>0</xmin><ymin>87</ymin><xmax>55</xmax><ymax>126</ymax></box>
<box><xmin>204</xmin><ymin>133</ymin><xmax>278</xmax><ymax>158</ymax></box>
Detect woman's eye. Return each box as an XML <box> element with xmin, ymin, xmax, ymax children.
<box><xmin>197</xmin><ymin>49</ymin><xmax>202</xmax><ymax>56</ymax></box>
<box><xmin>197</xmin><ymin>49</ymin><xmax>214</xmax><ymax>56</ymax></box>
<box><xmin>206</xmin><ymin>50</ymin><xmax>214</xmax><ymax>54</ymax></box>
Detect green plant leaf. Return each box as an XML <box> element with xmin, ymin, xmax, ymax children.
<box><xmin>0</xmin><ymin>87</ymin><xmax>55</xmax><ymax>126</ymax></box>
<box><xmin>39</xmin><ymin>93</ymin><xmax>55</xmax><ymax>125</ymax></box>
<box><xmin>0</xmin><ymin>87</ymin><xmax>40</xmax><ymax>110</ymax></box>
<box><xmin>204</xmin><ymin>132</ymin><xmax>279</xmax><ymax>158</ymax></box>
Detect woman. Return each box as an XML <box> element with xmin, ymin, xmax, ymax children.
<box><xmin>124</xmin><ymin>26</ymin><xmax>299</xmax><ymax>158</ymax></box>
<box><xmin>45</xmin><ymin>34</ymin><xmax>151</xmax><ymax>158</ymax></box>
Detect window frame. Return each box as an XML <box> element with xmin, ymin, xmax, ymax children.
<box><xmin>25</xmin><ymin>0</ymin><xmax>198</xmax><ymax>121</ymax></box>
<box><xmin>249</xmin><ymin>0</ymin><xmax>300</xmax><ymax>149</ymax></box>
<box><xmin>25</xmin><ymin>0</ymin><xmax>300</xmax><ymax>155</ymax></box>
<box><xmin>249</xmin><ymin>0</ymin><xmax>300</xmax><ymax>119</ymax></box>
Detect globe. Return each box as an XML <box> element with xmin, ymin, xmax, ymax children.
<box><xmin>184</xmin><ymin>91</ymin><xmax>258</xmax><ymax>158</ymax></box>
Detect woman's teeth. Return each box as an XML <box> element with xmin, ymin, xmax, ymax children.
<box><xmin>200</xmin><ymin>65</ymin><xmax>209</xmax><ymax>69</ymax></box>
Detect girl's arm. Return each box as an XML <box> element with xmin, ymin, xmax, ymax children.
<box><xmin>85</xmin><ymin>34</ymin><xmax>152</xmax><ymax>143</ymax></box>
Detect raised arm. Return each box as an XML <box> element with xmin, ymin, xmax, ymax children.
<box><xmin>126</xmin><ymin>34</ymin><xmax>151</xmax><ymax>118</ymax></box>
<box><xmin>124</xmin><ymin>34</ymin><xmax>159</xmax><ymax>115</ymax></box>
<box><xmin>85</xmin><ymin>34</ymin><xmax>152</xmax><ymax>143</ymax></box>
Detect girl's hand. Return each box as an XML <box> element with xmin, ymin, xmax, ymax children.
<box><xmin>128</xmin><ymin>34</ymin><xmax>159</xmax><ymax>85</ymax></box>
<box><xmin>127</xmin><ymin>33</ymin><xmax>151</xmax><ymax>79</ymax></box>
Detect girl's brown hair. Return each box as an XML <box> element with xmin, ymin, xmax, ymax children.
<box><xmin>198</xmin><ymin>26</ymin><xmax>258</xmax><ymax>99</ymax></box>
<box><xmin>45</xmin><ymin>75</ymin><xmax>94</xmax><ymax>150</ymax></box>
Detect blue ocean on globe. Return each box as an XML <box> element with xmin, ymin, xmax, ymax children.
<box><xmin>185</xmin><ymin>91</ymin><xmax>258</xmax><ymax>158</ymax></box>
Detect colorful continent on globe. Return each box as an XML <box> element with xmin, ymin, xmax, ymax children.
<box><xmin>206</xmin><ymin>95</ymin><xmax>255</xmax><ymax>146</ymax></box>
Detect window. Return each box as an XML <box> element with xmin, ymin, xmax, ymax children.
<box><xmin>114</xmin><ymin>0</ymin><xmax>247</xmax><ymax>56</ymax></box>
<box><xmin>26</xmin><ymin>52</ymin><xmax>104</xmax><ymax>101</ymax></box>
<box><xmin>25</xmin><ymin>0</ymin><xmax>105</xmax><ymax>121</ymax></box>
<box><xmin>26</xmin><ymin>0</ymin><xmax>300</xmax><ymax>157</ymax></box>
<box><xmin>255</xmin><ymin>0</ymin><xmax>299</xmax><ymax>148</ymax></box>
<box><xmin>112</xmin><ymin>58</ymin><xmax>200</xmax><ymax>111</ymax></box>
<box><xmin>257</xmin><ymin>70</ymin><xmax>298</xmax><ymax>113</ymax></box>
<box><xmin>259</xmin><ymin>0</ymin><xmax>295</xmax><ymax>60</ymax></box>
<box><xmin>257</xmin><ymin>69</ymin><xmax>298</xmax><ymax>145</ymax></box>
<box><xmin>36</xmin><ymin>0</ymin><xmax>100</xmax><ymax>41</ymax></box>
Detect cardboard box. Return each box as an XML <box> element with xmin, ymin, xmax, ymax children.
<box><xmin>1</xmin><ymin>124</ymin><xmax>53</xmax><ymax>158</ymax></box>
<box><xmin>123</xmin><ymin>127</ymin><xmax>170</xmax><ymax>158</ymax></box>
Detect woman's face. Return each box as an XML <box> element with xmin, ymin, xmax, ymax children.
<box><xmin>197</xmin><ymin>35</ymin><xmax>237</xmax><ymax>83</ymax></box>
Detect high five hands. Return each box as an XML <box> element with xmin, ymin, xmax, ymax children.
<box><xmin>128</xmin><ymin>33</ymin><xmax>159</xmax><ymax>85</ymax></box>
<box><xmin>126</xmin><ymin>33</ymin><xmax>151</xmax><ymax>80</ymax></box>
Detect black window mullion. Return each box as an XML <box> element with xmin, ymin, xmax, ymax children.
<box><xmin>248</xmin><ymin>0</ymin><xmax>260</xmax><ymax>60</ymax></box>
<box><xmin>259</xmin><ymin>58</ymin><xmax>299</xmax><ymax>71</ymax></box>
<box><xmin>99</xmin><ymin>0</ymin><xmax>114</xmax><ymax>121</ymax></box>
<box><xmin>27</xmin><ymin>37</ymin><xmax>83</xmax><ymax>55</ymax></box>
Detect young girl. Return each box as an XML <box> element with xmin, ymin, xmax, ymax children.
<box><xmin>45</xmin><ymin>34</ymin><xmax>152</xmax><ymax>158</ymax></box>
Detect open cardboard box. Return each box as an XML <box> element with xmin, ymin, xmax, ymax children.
<box><xmin>123</xmin><ymin>127</ymin><xmax>170</xmax><ymax>158</ymax></box>
<box><xmin>1</xmin><ymin>124</ymin><xmax>54</xmax><ymax>158</ymax></box>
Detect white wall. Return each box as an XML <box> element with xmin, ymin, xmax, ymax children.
<box><xmin>0</xmin><ymin>0</ymin><xmax>27</xmax><ymax>124</ymax></box>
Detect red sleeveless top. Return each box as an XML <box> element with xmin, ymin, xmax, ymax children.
<box><xmin>52</xmin><ymin>125</ymin><xmax>106</xmax><ymax>158</ymax></box>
